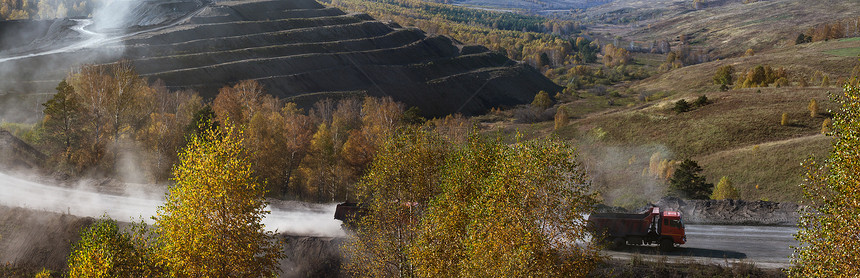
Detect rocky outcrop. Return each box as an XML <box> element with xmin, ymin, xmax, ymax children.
<box><xmin>279</xmin><ymin>235</ymin><xmax>344</xmax><ymax>278</ymax></box>
<box><xmin>653</xmin><ymin>196</ymin><xmax>801</xmax><ymax>226</ymax></box>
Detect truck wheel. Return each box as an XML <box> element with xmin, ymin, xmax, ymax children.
<box><xmin>659</xmin><ymin>238</ymin><xmax>674</xmax><ymax>252</ymax></box>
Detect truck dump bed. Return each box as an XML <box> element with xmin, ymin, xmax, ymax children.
<box><xmin>588</xmin><ymin>212</ymin><xmax>652</xmax><ymax>238</ymax></box>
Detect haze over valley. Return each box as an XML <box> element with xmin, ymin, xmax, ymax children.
<box><xmin>0</xmin><ymin>0</ymin><xmax>858</xmax><ymax>276</ymax></box>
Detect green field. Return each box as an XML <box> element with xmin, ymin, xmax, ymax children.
<box><xmin>824</xmin><ymin>46</ymin><xmax>860</xmax><ymax>57</ymax></box>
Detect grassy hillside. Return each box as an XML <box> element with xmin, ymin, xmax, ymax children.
<box><xmin>566</xmin><ymin>86</ymin><xmax>835</xmax><ymax>204</ymax></box>
<box><xmin>480</xmin><ymin>41</ymin><xmax>848</xmax><ymax>206</ymax></box>
<box><xmin>605</xmin><ymin>0</ymin><xmax>860</xmax><ymax>58</ymax></box>
<box><xmin>633</xmin><ymin>38</ymin><xmax>860</xmax><ymax>94</ymax></box>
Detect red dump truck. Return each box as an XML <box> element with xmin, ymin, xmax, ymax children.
<box><xmin>587</xmin><ymin>207</ymin><xmax>686</xmax><ymax>251</ymax></box>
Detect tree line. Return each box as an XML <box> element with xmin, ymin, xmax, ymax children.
<box><xmin>0</xmin><ymin>0</ymin><xmax>92</xmax><ymax>20</ymax></box>
<box><xmin>320</xmin><ymin>0</ymin><xmax>590</xmax><ymax>71</ymax></box>
<box><xmin>35</xmin><ymin>61</ymin><xmax>465</xmax><ymax>202</ymax></box>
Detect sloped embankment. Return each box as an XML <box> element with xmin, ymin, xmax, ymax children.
<box><xmin>0</xmin><ymin>0</ymin><xmax>559</xmax><ymax>117</ymax></box>
<box><xmin>122</xmin><ymin>0</ymin><xmax>559</xmax><ymax>116</ymax></box>
<box><xmin>654</xmin><ymin>197</ymin><xmax>800</xmax><ymax>226</ymax></box>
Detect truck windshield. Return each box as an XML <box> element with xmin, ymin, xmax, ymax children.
<box><xmin>669</xmin><ymin>219</ymin><xmax>683</xmax><ymax>228</ymax></box>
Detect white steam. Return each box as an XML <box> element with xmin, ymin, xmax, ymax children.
<box><xmin>0</xmin><ymin>171</ymin><xmax>345</xmax><ymax>237</ymax></box>
<box><xmin>92</xmin><ymin>0</ymin><xmax>137</xmax><ymax>31</ymax></box>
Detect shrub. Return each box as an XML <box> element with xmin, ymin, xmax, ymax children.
<box><xmin>711</xmin><ymin>176</ymin><xmax>740</xmax><ymax>200</ymax></box>
<box><xmin>781</xmin><ymin>112</ymin><xmax>789</xmax><ymax>126</ymax></box>
<box><xmin>674</xmin><ymin>99</ymin><xmax>691</xmax><ymax>113</ymax></box>
<box><xmin>822</xmin><ymin>118</ymin><xmax>832</xmax><ymax>134</ymax></box>
<box><xmin>713</xmin><ymin>65</ymin><xmax>734</xmax><ymax>86</ymax></box>
<box><xmin>694</xmin><ymin>95</ymin><xmax>710</xmax><ymax>107</ymax></box>
<box><xmin>795</xmin><ymin>33</ymin><xmax>812</xmax><ymax>44</ymax></box>
<box><xmin>809</xmin><ymin>99</ymin><xmax>818</xmax><ymax>118</ymax></box>
<box><xmin>554</xmin><ymin>107</ymin><xmax>569</xmax><ymax>130</ymax></box>
<box><xmin>531</xmin><ymin>90</ymin><xmax>553</xmax><ymax>110</ymax></box>
<box><xmin>67</xmin><ymin>218</ymin><xmax>161</xmax><ymax>277</ymax></box>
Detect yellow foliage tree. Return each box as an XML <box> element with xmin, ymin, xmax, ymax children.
<box><xmin>67</xmin><ymin>218</ymin><xmax>162</xmax><ymax>277</ymax></box>
<box><xmin>412</xmin><ymin>135</ymin><xmax>599</xmax><ymax>277</ymax></box>
<box><xmin>809</xmin><ymin>99</ymin><xmax>818</xmax><ymax>118</ymax></box>
<box><xmin>155</xmin><ymin>121</ymin><xmax>282</xmax><ymax>277</ymax></box>
<box><xmin>554</xmin><ymin>106</ymin><xmax>569</xmax><ymax>130</ymax></box>
<box><xmin>711</xmin><ymin>176</ymin><xmax>740</xmax><ymax>200</ymax></box>
<box><xmin>342</xmin><ymin>127</ymin><xmax>448</xmax><ymax>278</ymax></box>
<box><xmin>789</xmin><ymin>83</ymin><xmax>860</xmax><ymax>277</ymax></box>
<box><xmin>531</xmin><ymin>90</ymin><xmax>553</xmax><ymax>110</ymax></box>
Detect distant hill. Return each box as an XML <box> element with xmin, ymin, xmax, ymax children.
<box><xmin>0</xmin><ymin>0</ymin><xmax>560</xmax><ymax>119</ymax></box>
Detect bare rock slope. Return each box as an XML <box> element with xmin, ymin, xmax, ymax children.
<box><xmin>0</xmin><ymin>0</ymin><xmax>560</xmax><ymax>117</ymax></box>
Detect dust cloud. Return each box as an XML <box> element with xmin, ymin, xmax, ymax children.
<box><xmin>582</xmin><ymin>144</ymin><xmax>672</xmax><ymax>209</ymax></box>
<box><xmin>0</xmin><ymin>171</ymin><xmax>345</xmax><ymax>237</ymax></box>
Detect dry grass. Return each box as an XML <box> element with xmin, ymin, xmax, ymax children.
<box><xmin>697</xmin><ymin>134</ymin><xmax>830</xmax><ymax>202</ymax></box>
<box><xmin>633</xmin><ymin>38</ymin><xmax>860</xmax><ymax>95</ymax></box>
<box><xmin>506</xmin><ymin>86</ymin><xmax>837</xmax><ymax>203</ymax></box>
<box><xmin>622</xmin><ymin>0</ymin><xmax>860</xmax><ymax>58</ymax></box>
<box><xmin>591</xmin><ymin>256</ymin><xmax>787</xmax><ymax>278</ymax></box>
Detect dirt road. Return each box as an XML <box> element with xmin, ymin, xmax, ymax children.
<box><xmin>606</xmin><ymin>224</ymin><xmax>798</xmax><ymax>268</ymax></box>
<box><xmin>0</xmin><ymin>172</ymin><xmax>344</xmax><ymax>237</ymax></box>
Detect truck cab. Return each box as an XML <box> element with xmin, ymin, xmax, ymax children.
<box><xmin>658</xmin><ymin>210</ymin><xmax>686</xmax><ymax>244</ymax></box>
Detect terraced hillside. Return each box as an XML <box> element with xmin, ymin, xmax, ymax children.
<box><xmin>0</xmin><ymin>0</ymin><xmax>560</xmax><ymax>119</ymax></box>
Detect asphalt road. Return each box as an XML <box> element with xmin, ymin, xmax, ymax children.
<box><xmin>605</xmin><ymin>224</ymin><xmax>798</xmax><ymax>268</ymax></box>
<box><xmin>0</xmin><ymin>171</ymin><xmax>799</xmax><ymax>266</ymax></box>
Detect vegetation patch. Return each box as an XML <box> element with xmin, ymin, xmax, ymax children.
<box><xmin>823</xmin><ymin>46</ymin><xmax>860</xmax><ymax>57</ymax></box>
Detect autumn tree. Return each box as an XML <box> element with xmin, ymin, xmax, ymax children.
<box><xmin>67</xmin><ymin>218</ymin><xmax>162</xmax><ymax>277</ymax></box>
<box><xmin>711</xmin><ymin>176</ymin><xmax>739</xmax><ymax>200</ymax></box>
<box><xmin>342</xmin><ymin>127</ymin><xmax>448</xmax><ymax>278</ymax></box>
<box><xmin>155</xmin><ymin>121</ymin><xmax>282</xmax><ymax>277</ymax></box>
<box><xmin>411</xmin><ymin>135</ymin><xmax>599</xmax><ymax>277</ymax></box>
<box><xmin>303</xmin><ymin>122</ymin><xmax>338</xmax><ymax>201</ymax></box>
<box><xmin>789</xmin><ymin>83</ymin><xmax>860</xmax><ymax>277</ymax></box>
<box><xmin>713</xmin><ymin>65</ymin><xmax>734</xmax><ymax>89</ymax></box>
<box><xmin>137</xmin><ymin>85</ymin><xmax>202</xmax><ymax>181</ymax></box>
<box><xmin>248</xmin><ymin>102</ymin><xmax>315</xmax><ymax>198</ymax></box>
<box><xmin>42</xmin><ymin>79</ymin><xmax>82</xmax><ymax>172</ymax></box>
<box><xmin>668</xmin><ymin>159</ymin><xmax>712</xmax><ymax>199</ymax></box>
<box><xmin>106</xmin><ymin>60</ymin><xmax>152</xmax><ymax>149</ymax></box>
<box><xmin>69</xmin><ymin>64</ymin><xmax>113</xmax><ymax>168</ymax></box>
<box><xmin>63</xmin><ymin>62</ymin><xmax>154</xmax><ymax>173</ymax></box>
<box><xmin>428</xmin><ymin>114</ymin><xmax>474</xmax><ymax>144</ymax></box>
<box><xmin>532</xmin><ymin>90</ymin><xmax>553</xmax><ymax>110</ymax></box>
<box><xmin>212</xmin><ymin>80</ymin><xmax>267</xmax><ymax>125</ymax></box>
<box><xmin>554</xmin><ymin>106</ymin><xmax>569</xmax><ymax>130</ymax></box>
<box><xmin>809</xmin><ymin>99</ymin><xmax>818</xmax><ymax>118</ymax></box>
<box><xmin>361</xmin><ymin>96</ymin><xmax>404</xmax><ymax>147</ymax></box>
<box><xmin>602</xmin><ymin>43</ymin><xmax>632</xmax><ymax>67</ymax></box>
